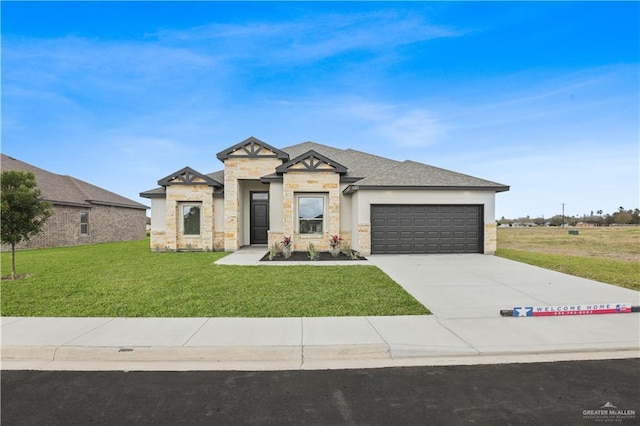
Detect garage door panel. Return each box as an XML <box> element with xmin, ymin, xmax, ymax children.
<box><xmin>371</xmin><ymin>204</ymin><xmax>483</xmax><ymax>254</ymax></box>
<box><xmin>427</xmin><ymin>218</ymin><xmax>440</xmax><ymax>227</ymax></box>
<box><xmin>414</xmin><ymin>218</ymin><xmax>426</xmax><ymax>227</ymax></box>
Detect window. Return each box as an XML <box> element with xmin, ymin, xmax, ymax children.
<box><xmin>252</xmin><ymin>192</ymin><xmax>269</xmax><ymax>201</ymax></box>
<box><xmin>298</xmin><ymin>195</ymin><xmax>324</xmax><ymax>234</ymax></box>
<box><xmin>182</xmin><ymin>204</ymin><xmax>201</xmax><ymax>235</ymax></box>
<box><xmin>80</xmin><ymin>212</ymin><xmax>89</xmax><ymax>235</ymax></box>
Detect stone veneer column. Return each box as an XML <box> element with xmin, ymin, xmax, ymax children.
<box><xmin>484</xmin><ymin>222</ymin><xmax>497</xmax><ymax>254</ymax></box>
<box><xmin>223</xmin><ymin>178</ymin><xmax>239</xmax><ymax>252</ymax></box>
<box><xmin>357</xmin><ymin>223</ymin><xmax>371</xmax><ymax>256</ymax></box>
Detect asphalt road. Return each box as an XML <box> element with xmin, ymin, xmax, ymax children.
<box><xmin>2</xmin><ymin>359</ymin><xmax>639</xmax><ymax>425</ymax></box>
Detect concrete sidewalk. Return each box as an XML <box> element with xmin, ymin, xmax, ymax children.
<box><xmin>2</xmin><ymin>253</ymin><xmax>639</xmax><ymax>371</ymax></box>
<box><xmin>2</xmin><ymin>312</ymin><xmax>638</xmax><ymax>371</ymax></box>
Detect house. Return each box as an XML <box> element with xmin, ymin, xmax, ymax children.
<box><xmin>140</xmin><ymin>137</ymin><xmax>509</xmax><ymax>255</ymax></box>
<box><xmin>1</xmin><ymin>154</ymin><xmax>148</xmax><ymax>249</ymax></box>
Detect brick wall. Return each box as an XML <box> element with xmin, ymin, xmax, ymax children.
<box><xmin>2</xmin><ymin>204</ymin><xmax>147</xmax><ymax>251</ymax></box>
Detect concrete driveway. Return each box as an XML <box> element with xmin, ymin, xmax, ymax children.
<box><xmin>368</xmin><ymin>254</ymin><xmax>639</xmax><ymax>318</ymax></box>
<box><xmin>368</xmin><ymin>254</ymin><xmax>640</xmax><ymax>355</ymax></box>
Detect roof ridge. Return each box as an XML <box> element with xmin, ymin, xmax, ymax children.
<box><xmin>401</xmin><ymin>159</ymin><xmax>507</xmax><ymax>186</ymax></box>
<box><xmin>281</xmin><ymin>141</ymin><xmax>346</xmax><ymax>153</ymax></box>
<box><xmin>344</xmin><ymin>148</ymin><xmax>403</xmax><ymax>164</ymax></box>
<box><xmin>65</xmin><ymin>175</ymin><xmax>91</xmax><ymax>202</ymax></box>
<box><xmin>1</xmin><ymin>153</ymin><xmax>59</xmax><ymax>178</ymax></box>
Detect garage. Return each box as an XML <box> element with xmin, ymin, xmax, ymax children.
<box><xmin>370</xmin><ymin>205</ymin><xmax>483</xmax><ymax>254</ymax></box>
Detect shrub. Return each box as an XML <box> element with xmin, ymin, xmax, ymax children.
<box><xmin>268</xmin><ymin>242</ymin><xmax>279</xmax><ymax>260</ymax></box>
<box><xmin>307</xmin><ymin>242</ymin><xmax>319</xmax><ymax>260</ymax></box>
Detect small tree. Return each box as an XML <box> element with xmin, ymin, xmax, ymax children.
<box><xmin>1</xmin><ymin>171</ymin><xmax>52</xmax><ymax>279</ymax></box>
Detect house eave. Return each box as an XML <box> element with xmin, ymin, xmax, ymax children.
<box><xmin>343</xmin><ymin>185</ymin><xmax>511</xmax><ymax>195</ymax></box>
<box><xmin>140</xmin><ymin>191</ymin><xmax>166</xmax><ymax>199</ymax></box>
<box><xmin>45</xmin><ymin>199</ymin><xmax>93</xmax><ymax>208</ymax></box>
<box><xmin>87</xmin><ymin>200</ymin><xmax>149</xmax><ymax>210</ymax></box>
<box><xmin>260</xmin><ymin>175</ymin><xmax>360</xmax><ymax>184</ymax></box>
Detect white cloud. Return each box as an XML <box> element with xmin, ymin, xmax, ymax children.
<box><xmin>375</xmin><ymin>109</ymin><xmax>448</xmax><ymax>147</ymax></box>
<box><xmin>156</xmin><ymin>11</ymin><xmax>463</xmax><ymax>64</ymax></box>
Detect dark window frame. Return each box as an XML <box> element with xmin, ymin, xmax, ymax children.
<box><xmin>182</xmin><ymin>203</ymin><xmax>202</xmax><ymax>236</ymax></box>
<box><xmin>297</xmin><ymin>195</ymin><xmax>325</xmax><ymax>235</ymax></box>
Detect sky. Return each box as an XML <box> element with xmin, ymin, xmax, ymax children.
<box><xmin>2</xmin><ymin>1</ymin><xmax>638</xmax><ymax>219</ymax></box>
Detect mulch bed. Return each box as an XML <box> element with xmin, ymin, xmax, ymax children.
<box><xmin>260</xmin><ymin>251</ymin><xmax>367</xmax><ymax>262</ymax></box>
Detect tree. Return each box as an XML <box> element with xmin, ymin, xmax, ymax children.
<box><xmin>1</xmin><ymin>171</ymin><xmax>52</xmax><ymax>279</ymax></box>
<box><xmin>613</xmin><ymin>210</ymin><xmax>633</xmax><ymax>225</ymax></box>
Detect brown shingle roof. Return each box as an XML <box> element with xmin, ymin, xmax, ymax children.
<box><xmin>1</xmin><ymin>154</ymin><xmax>147</xmax><ymax>209</ymax></box>
<box><xmin>281</xmin><ymin>142</ymin><xmax>508</xmax><ymax>191</ymax></box>
<box><xmin>140</xmin><ymin>139</ymin><xmax>509</xmax><ymax>197</ymax></box>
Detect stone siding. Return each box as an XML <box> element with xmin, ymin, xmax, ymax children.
<box><xmin>152</xmin><ymin>184</ymin><xmax>214</xmax><ymax>252</ymax></box>
<box><xmin>3</xmin><ymin>204</ymin><xmax>147</xmax><ymax>250</ymax></box>
<box><xmin>222</xmin><ymin>157</ymin><xmax>283</xmax><ymax>251</ymax></box>
<box><xmin>484</xmin><ymin>222</ymin><xmax>497</xmax><ymax>254</ymax></box>
<box><xmin>281</xmin><ymin>172</ymin><xmax>341</xmax><ymax>251</ymax></box>
<box><xmin>356</xmin><ymin>223</ymin><xmax>371</xmax><ymax>256</ymax></box>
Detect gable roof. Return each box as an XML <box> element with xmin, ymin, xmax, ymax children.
<box><xmin>275</xmin><ymin>150</ymin><xmax>348</xmax><ymax>175</ymax></box>
<box><xmin>157</xmin><ymin>166</ymin><xmax>222</xmax><ymax>187</ymax></box>
<box><xmin>280</xmin><ymin>141</ymin><xmax>509</xmax><ymax>192</ymax></box>
<box><xmin>216</xmin><ymin>136</ymin><xmax>289</xmax><ymax>161</ymax></box>
<box><xmin>1</xmin><ymin>154</ymin><xmax>148</xmax><ymax>210</ymax></box>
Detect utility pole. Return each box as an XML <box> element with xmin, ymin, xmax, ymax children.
<box><xmin>562</xmin><ymin>203</ymin><xmax>566</xmax><ymax>228</ymax></box>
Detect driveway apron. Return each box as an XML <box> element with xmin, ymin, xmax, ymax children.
<box><xmin>368</xmin><ymin>254</ymin><xmax>640</xmax><ymax>354</ymax></box>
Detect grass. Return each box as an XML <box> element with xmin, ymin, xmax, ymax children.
<box><xmin>497</xmin><ymin>227</ymin><xmax>639</xmax><ymax>291</ymax></box>
<box><xmin>0</xmin><ymin>239</ymin><xmax>429</xmax><ymax>317</ymax></box>
<box><xmin>497</xmin><ymin>227</ymin><xmax>639</xmax><ymax>262</ymax></box>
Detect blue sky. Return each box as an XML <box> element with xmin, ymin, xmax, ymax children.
<box><xmin>2</xmin><ymin>1</ymin><xmax>638</xmax><ymax>219</ymax></box>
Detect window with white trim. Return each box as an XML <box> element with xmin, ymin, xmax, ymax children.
<box><xmin>182</xmin><ymin>203</ymin><xmax>201</xmax><ymax>235</ymax></box>
<box><xmin>297</xmin><ymin>195</ymin><xmax>325</xmax><ymax>234</ymax></box>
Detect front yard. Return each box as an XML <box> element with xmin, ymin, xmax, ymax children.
<box><xmin>0</xmin><ymin>240</ymin><xmax>429</xmax><ymax>317</ymax></box>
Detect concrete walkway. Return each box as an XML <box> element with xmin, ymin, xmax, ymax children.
<box><xmin>2</xmin><ymin>253</ymin><xmax>639</xmax><ymax>371</ymax></box>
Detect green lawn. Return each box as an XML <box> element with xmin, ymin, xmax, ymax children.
<box><xmin>497</xmin><ymin>248</ymin><xmax>639</xmax><ymax>291</ymax></box>
<box><xmin>0</xmin><ymin>240</ymin><xmax>429</xmax><ymax>317</ymax></box>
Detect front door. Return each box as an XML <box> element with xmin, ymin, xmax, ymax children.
<box><xmin>250</xmin><ymin>192</ymin><xmax>269</xmax><ymax>244</ymax></box>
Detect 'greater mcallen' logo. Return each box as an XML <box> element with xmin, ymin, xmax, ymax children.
<box><xmin>583</xmin><ymin>401</ymin><xmax>636</xmax><ymax>422</ymax></box>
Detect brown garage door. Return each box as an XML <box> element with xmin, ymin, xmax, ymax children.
<box><xmin>370</xmin><ymin>205</ymin><xmax>483</xmax><ymax>254</ymax></box>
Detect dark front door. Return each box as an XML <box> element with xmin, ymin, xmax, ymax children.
<box><xmin>250</xmin><ymin>192</ymin><xmax>269</xmax><ymax>244</ymax></box>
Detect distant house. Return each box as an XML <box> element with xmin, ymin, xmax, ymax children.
<box><xmin>1</xmin><ymin>154</ymin><xmax>148</xmax><ymax>250</ymax></box>
<box><xmin>141</xmin><ymin>137</ymin><xmax>509</xmax><ymax>255</ymax></box>
<box><xmin>576</xmin><ymin>221</ymin><xmax>601</xmax><ymax>227</ymax></box>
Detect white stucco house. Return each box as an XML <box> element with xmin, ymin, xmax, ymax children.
<box><xmin>140</xmin><ymin>137</ymin><xmax>509</xmax><ymax>255</ymax></box>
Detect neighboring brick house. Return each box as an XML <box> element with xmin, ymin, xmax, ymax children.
<box><xmin>1</xmin><ymin>154</ymin><xmax>148</xmax><ymax>250</ymax></box>
<box><xmin>141</xmin><ymin>137</ymin><xmax>509</xmax><ymax>255</ymax></box>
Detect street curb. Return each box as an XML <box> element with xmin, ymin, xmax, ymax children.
<box><xmin>2</xmin><ymin>345</ymin><xmax>303</xmax><ymax>363</ymax></box>
<box><xmin>3</xmin><ymin>344</ymin><xmax>638</xmax><ymax>370</ymax></box>
<box><xmin>2</xmin><ymin>344</ymin><xmax>393</xmax><ymax>363</ymax></box>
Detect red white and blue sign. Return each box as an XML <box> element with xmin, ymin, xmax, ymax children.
<box><xmin>512</xmin><ymin>303</ymin><xmax>633</xmax><ymax>317</ymax></box>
